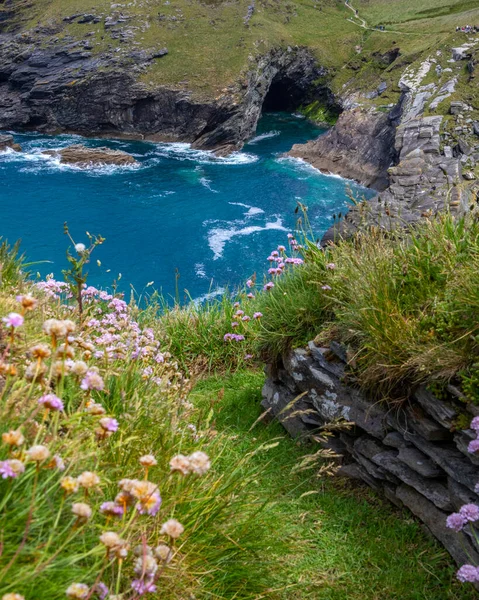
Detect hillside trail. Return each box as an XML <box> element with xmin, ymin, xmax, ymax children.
<box><xmin>344</xmin><ymin>0</ymin><xmax>368</xmax><ymax>29</ymax></box>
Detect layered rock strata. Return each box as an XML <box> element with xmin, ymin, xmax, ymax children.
<box><xmin>262</xmin><ymin>341</ymin><xmax>479</xmax><ymax>567</ymax></box>
<box><xmin>42</xmin><ymin>144</ymin><xmax>136</xmax><ymax>165</ymax></box>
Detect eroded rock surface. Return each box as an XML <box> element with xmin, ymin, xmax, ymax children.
<box><xmin>42</xmin><ymin>144</ymin><xmax>136</xmax><ymax>165</ymax></box>
<box><xmin>288</xmin><ymin>109</ymin><xmax>396</xmax><ymax>190</ymax></box>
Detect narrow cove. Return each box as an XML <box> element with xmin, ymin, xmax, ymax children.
<box><xmin>0</xmin><ymin>113</ymin><xmax>373</xmax><ymax>299</ymax></box>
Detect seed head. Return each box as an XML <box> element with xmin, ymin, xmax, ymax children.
<box><xmin>61</xmin><ymin>476</ymin><xmax>79</xmax><ymax>494</ymax></box>
<box><xmin>30</xmin><ymin>343</ymin><xmax>51</xmax><ymax>359</ymax></box>
<box><xmin>134</xmin><ymin>555</ymin><xmax>158</xmax><ymax>577</ymax></box>
<box><xmin>66</xmin><ymin>583</ymin><xmax>89</xmax><ymax>599</ymax></box>
<box><xmin>154</xmin><ymin>544</ymin><xmax>172</xmax><ymax>563</ymax></box>
<box><xmin>26</xmin><ymin>444</ymin><xmax>50</xmax><ymax>462</ymax></box>
<box><xmin>99</xmin><ymin>531</ymin><xmax>122</xmax><ymax>548</ymax></box>
<box><xmin>169</xmin><ymin>454</ymin><xmax>191</xmax><ymax>476</ymax></box>
<box><xmin>71</xmin><ymin>502</ymin><xmax>93</xmax><ymax>520</ymax></box>
<box><xmin>160</xmin><ymin>518</ymin><xmax>184</xmax><ymax>539</ymax></box>
<box><xmin>70</xmin><ymin>361</ymin><xmax>89</xmax><ymax>377</ymax></box>
<box><xmin>16</xmin><ymin>293</ymin><xmax>38</xmax><ymax>311</ymax></box>
<box><xmin>189</xmin><ymin>451</ymin><xmax>211</xmax><ymax>475</ymax></box>
<box><xmin>139</xmin><ymin>454</ymin><xmax>157</xmax><ymax>467</ymax></box>
<box><xmin>2</xmin><ymin>430</ymin><xmax>24</xmax><ymax>447</ymax></box>
<box><xmin>2</xmin><ymin>594</ymin><xmax>25</xmax><ymax>600</ymax></box>
<box><xmin>77</xmin><ymin>471</ymin><xmax>100</xmax><ymax>489</ymax></box>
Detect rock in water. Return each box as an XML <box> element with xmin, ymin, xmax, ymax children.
<box><xmin>0</xmin><ymin>134</ymin><xmax>21</xmax><ymax>152</ymax></box>
<box><xmin>42</xmin><ymin>144</ymin><xmax>137</xmax><ymax>166</ymax></box>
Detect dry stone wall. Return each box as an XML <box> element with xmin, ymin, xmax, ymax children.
<box><xmin>262</xmin><ymin>341</ymin><xmax>479</xmax><ymax>567</ymax></box>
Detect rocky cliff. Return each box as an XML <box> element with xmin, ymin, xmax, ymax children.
<box><xmin>0</xmin><ymin>25</ymin><xmax>328</xmax><ymax>152</ymax></box>
<box><xmin>262</xmin><ymin>340</ymin><xmax>479</xmax><ymax>569</ymax></box>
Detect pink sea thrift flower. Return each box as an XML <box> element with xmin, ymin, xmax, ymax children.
<box><xmin>264</xmin><ymin>282</ymin><xmax>274</xmax><ymax>291</ymax></box>
<box><xmin>131</xmin><ymin>579</ymin><xmax>157</xmax><ymax>595</ymax></box>
<box><xmin>247</xmin><ymin>293</ymin><xmax>255</xmax><ymax>299</ymax></box>
<box><xmin>2</xmin><ymin>313</ymin><xmax>24</xmax><ymax>328</ymax></box>
<box><xmin>0</xmin><ymin>460</ymin><xmax>16</xmax><ymax>479</ymax></box>
<box><xmin>246</xmin><ymin>279</ymin><xmax>254</xmax><ymax>288</ymax></box>
<box><xmin>253</xmin><ymin>312</ymin><xmax>263</xmax><ymax>319</ymax></box>
<box><xmin>326</xmin><ymin>263</ymin><xmax>336</xmax><ymax>270</ymax></box>
<box><xmin>457</xmin><ymin>565</ymin><xmax>479</xmax><ymax>582</ymax></box>
<box><xmin>99</xmin><ymin>417</ymin><xmax>119</xmax><ymax>433</ymax></box>
<box><xmin>468</xmin><ymin>439</ymin><xmax>479</xmax><ymax>454</ymax></box>
<box><xmin>460</xmin><ymin>504</ymin><xmax>479</xmax><ymax>522</ymax></box>
<box><xmin>242</xmin><ymin>316</ymin><xmax>251</xmax><ymax>322</ymax></box>
<box><xmin>38</xmin><ymin>393</ymin><xmax>64</xmax><ymax>412</ymax></box>
<box><xmin>446</xmin><ymin>512</ymin><xmax>466</xmax><ymax>532</ymax></box>
<box><xmin>81</xmin><ymin>370</ymin><xmax>105</xmax><ymax>391</ymax></box>
<box><xmin>92</xmin><ymin>582</ymin><xmax>109</xmax><ymax>600</ymax></box>
<box><xmin>470</xmin><ymin>416</ymin><xmax>479</xmax><ymax>431</ymax></box>
<box><xmin>321</xmin><ymin>285</ymin><xmax>332</xmax><ymax>291</ymax></box>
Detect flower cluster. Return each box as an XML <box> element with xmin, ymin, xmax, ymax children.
<box><xmin>446</xmin><ymin>415</ymin><xmax>479</xmax><ymax>583</ymax></box>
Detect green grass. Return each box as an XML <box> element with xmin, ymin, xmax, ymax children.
<box><xmin>253</xmin><ymin>215</ymin><xmax>479</xmax><ymax>399</ymax></box>
<box><xmin>190</xmin><ymin>370</ymin><xmax>476</xmax><ymax>600</ymax></box>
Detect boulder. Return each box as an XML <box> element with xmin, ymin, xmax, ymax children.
<box><xmin>42</xmin><ymin>144</ymin><xmax>136</xmax><ymax>166</ymax></box>
<box><xmin>0</xmin><ymin>134</ymin><xmax>21</xmax><ymax>152</ymax></box>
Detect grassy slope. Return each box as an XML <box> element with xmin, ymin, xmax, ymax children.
<box><xmin>191</xmin><ymin>370</ymin><xmax>475</xmax><ymax>600</ymax></box>
<box><xmin>8</xmin><ymin>0</ymin><xmax>479</xmax><ymax>100</ymax></box>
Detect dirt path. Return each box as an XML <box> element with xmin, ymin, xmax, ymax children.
<box><xmin>345</xmin><ymin>0</ymin><xmax>368</xmax><ymax>29</ymax></box>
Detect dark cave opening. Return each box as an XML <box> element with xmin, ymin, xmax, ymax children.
<box><xmin>262</xmin><ymin>75</ymin><xmax>308</xmax><ymax>112</ymax></box>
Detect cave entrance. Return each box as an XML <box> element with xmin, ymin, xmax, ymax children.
<box><xmin>262</xmin><ymin>74</ymin><xmax>310</xmax><ymax>112</ymax></box>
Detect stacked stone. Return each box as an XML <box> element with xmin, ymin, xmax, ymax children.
<box><xmin>262</xmin><ymin>340</ymin><xmax>479</xmax><ymax>567</ymax></box>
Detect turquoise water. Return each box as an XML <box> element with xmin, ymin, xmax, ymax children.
<box><xmin>0</xmin><ymin>113</ymin><xmax>372</xmax><ymax>301</ymax></box>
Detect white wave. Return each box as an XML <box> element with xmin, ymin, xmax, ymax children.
<box><xmin>208</xmin><ymin>218</ymin><xmax>287</xmax><ymax>260</ymax></box>
<box><xmin>152</xmin><ymin>142</ymin><xmax>259</xmax><ymax>165</ymax></box>
<box><xmin>275</xmin><ymin>156</ymin><xmax>361</xmax><ymax>185</ymax></box>
<box><xmin>1</xmin><ymin>147</ymin><xmax>143</xmax><ymax>176</ymax></box>
<box><xmin>228</xmin><ymin>201</ymin><xmax>265</xmax><ymax>218</ymax></box>
<box><xmin>195</xmin><ymin>263</ymin><xmax>207</xmax><ymax>279</ymax></box>
<box><xmin>193</xmin><ymin>287</ymin><xmax>225</xmax><ymax>305</ymax></box>
<box><xmin>248</xmin><ymin>130</ymin><xmax>280</xmax><ymax>144</ymax></box>
<box><xmin>292</xmin><ymin>113</ymin><xmax>306</xmax><ymax>119</ymax></box>
<box><xmin>199</xmin><ymin>177</ymin><xmax>219</xmax><ymax>193</ymax></box>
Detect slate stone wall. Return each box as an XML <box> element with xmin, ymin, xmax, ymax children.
<box><xmin>262</xmin><ymin>341</ymin><xmax>479</xmax><ymax>566</ymax></box>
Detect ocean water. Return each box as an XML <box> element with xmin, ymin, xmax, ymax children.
<box><xmin>0</xmin><ymin>113</ymin><xmax>373</xmax><ymax>301</ymax></box>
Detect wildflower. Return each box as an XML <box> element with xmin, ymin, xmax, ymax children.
<box><xmin>137</xmin><ymin>491</ymin><xmax>161</xmax><ymax>516</ymax></box>
<box><xmin>155</xmin><ymin>544</ymin><xmax>172</xmax><ymax>563</ymax></box>
<box><xmin>2</xmin><ymin>313</ymin><xmax>23</xmax><ymax>328</ymax></box>
<box><xmin>26</xmin><ymin>444</ymin><xmax>50</xmax><ymax>462</ymax></box>
<box><xmin>471</xmin><ymin>416</ymin><xmax>479</xmax><ymax>431</ymax></box>
<box><xmin>278</xmin><ymin>245</ymin><xmax>286</xmax><ymax>252</ymax></box>
<box><xmin>30</xmin><ymin>343</ymin><xmax>51</xmax><ymax>359</ymax></box>
<box><xmin>43</xmin><ymin>318</ymin><xmax>68</xmax><ymax>338</ymax></box>
<box><xmin>86</xmin><ymin>401</ymin><xmax>106</xmax><ymax>415</ymax></box>
<box><xmin>263</xmin><ymin>282</ymin><xmax>274</xmax><ymax>291</ymax></box>
<box><xmin>246</xmin><ymin>279</ymin><xmax>254</xmax><ymax>288</ymax></box>
<box><xmin>446</xmin><ymin>512</ymin><xmax>466</xmax><ymax>532</ymax></box>
<box><xmin>2</xmin><ymin>595</ymin><xmax>25</xmax><ymax>600</ymax></box>
<box><xmin>38</xmin><ymin>393</ymin><xmax>64</xmax><ymax>412</ymax></box>
<box><xmin>134</xmin><ymin>555</ymin><xmax>158</xmax><ymax>577</ymax></box>
<box><xmin>170</xmin><ymin>454</ymin><xmax>191</xmax><ymax>475</ymax></box>
<box><xmin>100</xmin><ymin>501</ymin><xmax>124</xmax><ymax>517</ymax></box>
<box><xmin>66</xmin><ymin>583</ymin><xmax>89</xmax><ymax>599</ymax></box>
<box><xmin>244</xmin><ymin>354</ymin><xmax>253</xmax><ymax>360</ymax></box>
<box><xmin>57</xmin><ymin>343</ymin><xmax>75</xmax><ymax>359</ymax></box>
<box><xmin>7</xmin><ymin>459</ymin><xmax>25</xmax><ymax>476</ymax></box>
<box><xmin>81</xmin><ymin>370</ymin><xmax>105</xmax><ymax>391</ymax></box>
<box><xmin>247</xmin><ymin>293</ymin><xmax>255</xmax><ymax>299</ymax></box>
<box><xmin>459</xmin><ymin>503</ymin><xmax>479</xmax><ymax>522</ymax></box>
<box><xmin>78</xmin><ymin>471</ymin><xmax>100</xmax><ymax>489</ymax></box>
<box><xmin>92</xmin><ymin>583</ymin><xmax>109</xmax><ymax>600</ymax></box>
<box><xmin>326</xmin><ymin>263</ymin><xmax>336</xmax><ymax>270</ymax></box>
<box><xmin>160</xmin><ymin>518</ymin><xmax>184</xmax><ymax>539</ymax></box>
<box><xmin>131</xmin><ymin>579</ymin><xmax>157</xmax><ymax>595</ymax></box>
<box><xmin>253</xmin><ymin>312</ymin><xmax>263</xmax><ymax>319</ymax></box>
<box><xmin>99</xmin><ymin>417</ymin><xmax>119</xmax><ymax>433</ymax></box>
<box><xmin>235</xmin><ymin>309</ymin><xmax>244</xmax><ymax>317</ymax></box>
<box><xmin>321</xmin><ymin>285</ymin><xmax>332</xmax><ymax>291</ymax></box>
<box><xmin>61</xmin><ymin>476</ymin><xmax>79</xmax><ymax>494</ymax></box>
<box><xmin>99</xmin><ymin>531</ymin><xmax>122</xmax><ymax>548</ymax></box>
<box><xmin>468</xmin><ymin>439</ymin><xmax>479</xmax><ymax>453</ymax></box>
<box><xmin>2</xmin><ymin>430</ymin><xmax>24</xmax><ymax>447</ymax></box>
<box><xmin>72</xmin><ymin>502</ymin><xmax>93</xmax><ymax>520</ymax></box>
<box><xmin>189</xmin><ymin>451</ymin><xmax>211</xmax><ymax>475</ymax></box>
<box><xmin>52</xmin><ymin>455</ymin><xmax>66</xmax><ymax>471</ymax></box>
<box><xmin>0</xmin><ymin>461</ymin><xmax>16</xmax><ymax>479</ymax></box>
<box><xmin>70</xmin><ymin>361</ymin><xmax>89</xmax><ymax>377</ymax></box>
<box><xmin>231</xmin><ymin>321</ymin><xmax>239</xmax><ymax>329</ymax></box>
<box><xmin>75</xmin><ymin>243</ymin><xmax>86</xmax><ymax>253</ymax></box>
<box><xmin>63</xmin><ymin>320</ymin><xmax>76</xmax><ymax>334</ymax></box>
<box><xmin>457</xmin><ymin>564</ymin><xmax>479</xmax><ymax>582</ymax></box>
<box><xmin>233</xmin><ymin>302</ymin><xmax>241</xmax><ymax>308</ymax></box>
<box><xmin>242</xmin><ymin>315</ymin><xmax>251</xmax><ymax>322</ymax></box>
<box><xmin>134</xmin><ymin>544</ymin><xmax>153</xmax><ymax>557</ymax></box>
<box><xmin>140</xmin><ymin>455</ymin><xmax>157</xmax><ymax>467</ymax></box>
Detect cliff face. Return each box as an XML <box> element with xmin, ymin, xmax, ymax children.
<box><xmin>288</xmin><ymin>109</ymin><xmax>397</xmax><ymax>191</ymax></box>
<box><xmin>0</xmin><ymin>30</ymin><xmax>326</xmax><ymax>152</ymax></box>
